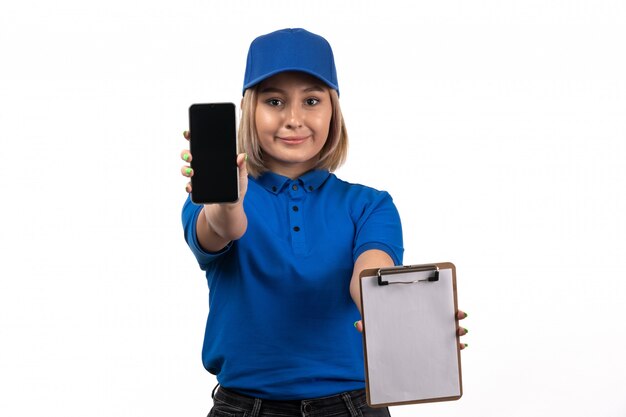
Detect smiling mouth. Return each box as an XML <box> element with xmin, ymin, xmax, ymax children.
<box><xmin>278</xmin><ymin>136</ymin><xmax>310</xmax><ymax>144</ymax></box>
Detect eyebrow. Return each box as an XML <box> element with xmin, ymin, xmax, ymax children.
<box><xmin>258</xmin><ymin>85</ymin><xmax>326</xmax><ymax>94</ymax></box>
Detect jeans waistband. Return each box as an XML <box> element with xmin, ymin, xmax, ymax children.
<box><xmin>213</xmin><ymin>386</ymin><xmax>369</xmax><ymax>417</ymax></box>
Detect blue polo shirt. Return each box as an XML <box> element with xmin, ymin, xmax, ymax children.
<box><xmin>182</xmin><ymin>170</ymin><xmax>403</xmax><ymax>400</ymax></box>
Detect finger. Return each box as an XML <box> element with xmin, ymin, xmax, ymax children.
<box><xmin>185</xmin><ymin>182</ymin><xmax>192</xmax><ymax>193</ymax></box>
<box><xmin>353</xmin><ymin>320</ymin><xmax>363</xmax><ymax>333</ymax></box>
<box><xmin>236</xmin><ymin>153</ymin><xmax>247</xmax><ymax>167</ymax></box>
<box><xmin>181</xmin><ymin>150</ymin><xmax>192</xmax><ymax>162</ymax></box>
<box><xmin>237</xmin><ymin>154</ymin><xmax>248</xmax><ymax>176</ymax></box>
<box><xmin>183</xmin><ymin>130</ymin><xmax>190</xmax><ymax>140</ymax></box>
<box><xmin>460</xmin><ymin>343</ymin><xmax>468</xmax><ymax>350</ymax></box>
<box><xmin>457</xmin><ymin>327</ymin><xmax>468</xmax><ymax>336</ymax></box>
<box><xmin>237</xmin><ymin>153</ymin><xmax>249</xmax><ymax>195</ymax></box>
<box><xmin>181</xmin><ymin>166</ymin><xmax>193</xmax><ymax>177</ymax></box>
<box><xmin>457</xmin><ymin>310</ymin><xmax>468</xmax><ymax>320</ymax></box>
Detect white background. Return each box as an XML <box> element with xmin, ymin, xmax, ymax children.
<box><xmin>1</xmin><ymin>1</ymin><xmax>625</xmax><ymax>416</ymax></box>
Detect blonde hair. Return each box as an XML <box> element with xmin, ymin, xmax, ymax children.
<box><xmin>238</xmin><ymin>86</ymin><xmax>348</xmax><ymax>178</ymax></box>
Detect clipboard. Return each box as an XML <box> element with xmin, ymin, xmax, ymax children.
<box><xmin>359</xmin><ymin>262</ymin><xmax>463</xmax><ymax>407</ymax></box>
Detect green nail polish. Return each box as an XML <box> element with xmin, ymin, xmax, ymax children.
<box><xmin>354</xmin><ymin>321</ymin><xmax>359</xmax><ymax>328</ymax></box>
<box><xmin>245</xmin><ymin>153</ymin><xmax>248</xmax><ymax>161</ymax></box>
<box><xmin>464</xmin><ymin>343</ymin><xmax>469</xmax><ymax>348</ymax></box>
<box><xmin>464</xmin><ymin>312</ymin><xmax>468</xmax><ymax>319</ymax></box>
<box><xmin>464</xmin><ymin>328</ymin><xmax>469</xmax><ymax>334</ymax></box>
<box><xmin>183</xmin><ymin>153</ymin><xmax>190</xmax><ymax>161</ymax></box>
<box><xmin>185</xmin><ymin>168</ymin><xmax>192</xmax><ymax>176</ymax></box>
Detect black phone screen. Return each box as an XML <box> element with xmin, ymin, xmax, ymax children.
<box><xmin>189</xmin><ymin>103</ymin><xmax>238</xmax><ymax>204</ymax></box>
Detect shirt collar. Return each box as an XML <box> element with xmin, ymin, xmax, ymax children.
<box><xmin>254</xmin><ymin>170</ymin><xmax>331</xmax><ymax>195</ymax></box>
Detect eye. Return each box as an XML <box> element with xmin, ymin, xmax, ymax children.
<box><xmin>305</xmin><ymin>97</ymin><xmax>320</xmax><ymax>106</ymax></box>
<box><xmin>266</xmin><ymin>98</ymin><xmax>283</xmax><ymax>106</ymax></box>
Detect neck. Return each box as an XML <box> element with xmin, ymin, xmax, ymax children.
<box><xmin>267</xmin><ymin>162</ymin><xmax>317</xmax><ymax>180</ymax></box>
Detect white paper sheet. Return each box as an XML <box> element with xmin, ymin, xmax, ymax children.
<box><xmin>360</xmin><ymin>267</ymin><xmax>462</xmax><ymax>406</ymax></box>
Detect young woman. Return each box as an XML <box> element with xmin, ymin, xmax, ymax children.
<box><xmin>181</xmin><ymin>28</ymin><xmax>467</xmax><ymax>417</ymax></box>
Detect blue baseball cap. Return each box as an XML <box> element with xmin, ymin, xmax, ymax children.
<box><xmin>242</xmin><ymin>28</ymin><xmax>339</xmax><ymax>96</ymax></box>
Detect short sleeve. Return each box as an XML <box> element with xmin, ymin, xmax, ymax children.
<box><xmin>181</xmin><ymin>195</ymin><xmax>232</xmax><ymax>270</ymax></box>
<box><xmin>352</xmin><ymin>191</ymin><xmax>404</xmax><ymax>265</ymax></box>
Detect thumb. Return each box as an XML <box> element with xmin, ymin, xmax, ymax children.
<box><xmin>236</xmin><ymin>153</ymin><xmax>249</xmax><ymax>198</ymax></box>
<box><xmin>236</xmin><ymin>153</ymin><xmax>248</xmax><ymax>172</ymax></box>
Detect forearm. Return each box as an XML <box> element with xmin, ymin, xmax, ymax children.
<box><xmin>349</xmin><ymin>249</ymin><xmax>394</xmax><ymax>314</ymax></box>
<box><xmin>196</xmin><ymin>202</ymin><xmax>248</xmax><ymax>252</ymax></box>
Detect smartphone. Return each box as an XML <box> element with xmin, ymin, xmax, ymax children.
<box><xmin>189</xmin><ymin>103</ymin><xmax>239</xmax><ymax>204</ymax></box>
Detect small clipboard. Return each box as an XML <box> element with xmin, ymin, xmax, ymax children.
<box><xmin>359</xmin><ymin>262</ymin><xmax>463</xmax><ymax>407</ymax></box>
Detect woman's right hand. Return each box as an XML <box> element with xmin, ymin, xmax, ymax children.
<box><xmin>181</xmin><ymin>130</ymin><xmax>249</xmax><ymax>251</ymax></box>
<box><xmin>180</xmin><ymin>130</ymin><xmax>249</xmax><ymax>203</ymax></box>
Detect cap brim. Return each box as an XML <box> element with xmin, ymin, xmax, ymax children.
<box><xmin>243</xmin><ymin>68</ymin><xmax>339</xmax><ymax>95</ymax></box>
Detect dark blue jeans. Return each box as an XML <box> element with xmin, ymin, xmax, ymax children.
<box><xmin>208</xmin><ymin>386</ymin><xmax>391</xmax><ymax>417</ymax></box>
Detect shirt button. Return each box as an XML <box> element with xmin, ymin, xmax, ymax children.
<box><xmin>292</xmin><ymin>206</ymin><xmax>299</xmax><ymax>212</ymax></box>
<box><xmin>272</xmin><ymin>186</ymin><xmax>277</xmax><ymax>192</ymax></box>
<box><xmin>292</xmin><ymin>185</ymin><xmax>298</xmax><ymax>191</ymax></box>
<box><xmin>308</xmin><ymin>186</ymin><xmax>314</xmax><ymax>191</ymax></box>
<box><xmin>293</xmin><ymin>226</ymin><xmax>300</xmax><ymax>232</ymax></box>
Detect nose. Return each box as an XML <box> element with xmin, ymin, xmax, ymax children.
<box><xmin>285</xmin><ymin>104</ymin><xmax>303</xmax><ymax>129</ymax></box>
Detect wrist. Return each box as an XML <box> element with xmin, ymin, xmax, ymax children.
<box><xmin>201</xmin><ymin>203</ymin><xmax>247</xmax><ymax>241</ymax></box>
